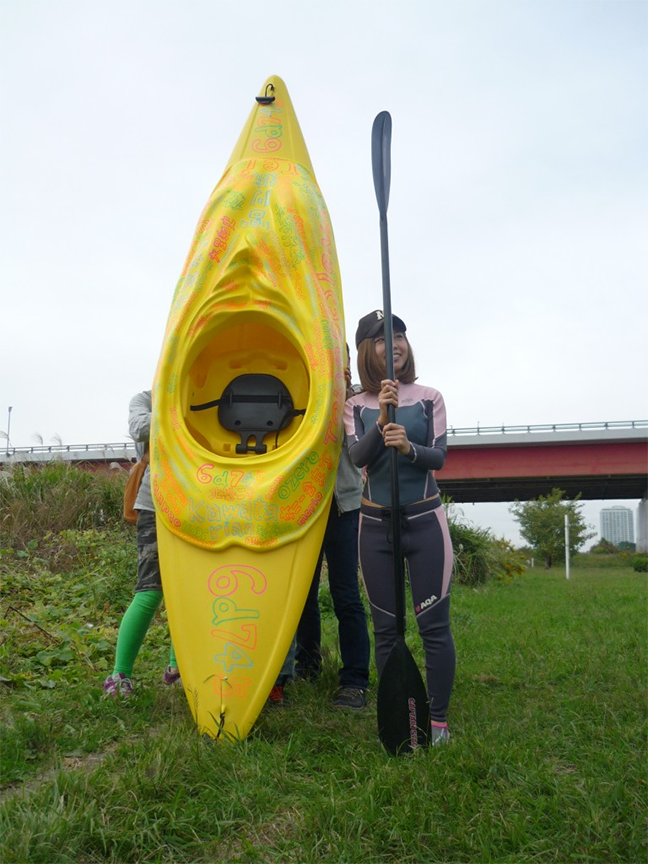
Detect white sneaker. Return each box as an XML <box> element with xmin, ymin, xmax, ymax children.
<box><xmin>430</xmin><ymin>723</ymin><xmax>450</xmax><ymax>745</ymax></box>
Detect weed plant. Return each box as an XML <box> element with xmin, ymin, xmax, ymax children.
<box><xmin>632</xmin><ymin>553</ymin><xmax>648</xmax><ymax>572</ymax></box>
<box><xmin>0</xmin><ymin>463</ymin><xmax>125</xmax><ymax>549</ymax></box>
<box><xmin>448</xmin><ymin>516</ymin><xmax>526</xmax><ymax>586</ymax></box>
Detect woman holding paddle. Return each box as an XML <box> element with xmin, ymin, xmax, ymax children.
<box><xmin>344</xmin><ymin>311</ymin><xmax>455</xmax><ymax>746</ymax></box>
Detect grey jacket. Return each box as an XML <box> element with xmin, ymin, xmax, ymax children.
<box><xmin>333</xmin><ymin>445</ymin><xmax>362</xmax><ymax>513</ymax></box>
<box><xmin>129</xmin><ymin>390</ymin><xmax>154</xmax><ymax>512</ymax></box>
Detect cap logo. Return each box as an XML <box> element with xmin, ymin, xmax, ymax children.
<box><xmin>376</xmin><ymin>310</ymin><xmax>384</xmax><ymax>320</ymax></box>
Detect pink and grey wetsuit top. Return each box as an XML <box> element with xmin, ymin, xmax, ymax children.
<box><xmin>343</xmin><ymin>382</ymin><xmax>448</xmax><ymax>506</ymax></box>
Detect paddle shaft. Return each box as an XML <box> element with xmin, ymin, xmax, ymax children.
<box><xmin>372</xmin><ymin>111</ymin><xmax>406</xmax><ymax>637</ymax></box>
<box><xmin>373</xmin><ymin>112</ymin><xmax>431</xmax><ymax>753</ymax></box>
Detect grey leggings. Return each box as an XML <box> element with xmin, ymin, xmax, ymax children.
<box><xmin>359</xmin><ymin>496</ymin><xmax>456</xmax><ymax>722</ymax></box>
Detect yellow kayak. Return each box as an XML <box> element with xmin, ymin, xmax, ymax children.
<box><xmin>151</xmin><ymin>76</ymin><xmax>346</xmax><ymax>740</ymax></box>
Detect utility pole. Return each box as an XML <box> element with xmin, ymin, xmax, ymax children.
<box><xmin>5</xmin><ymin>406</ymin><xmax>11</xmax><ymax>456</ymax></box>
<box><xmin>564</xmin><ymin>513</ymin><xmax>570</xmax><ymax>580</ymax></box>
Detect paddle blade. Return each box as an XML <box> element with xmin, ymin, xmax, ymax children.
<box><xmin>371</xmin><ymin>111</ymin><xmax>392</xmax><ymax>217</ymax></box>
<box><xmin>377</xmin><ymin>639</ymin><xmax>430</xmax><ymax>755</ymax></box>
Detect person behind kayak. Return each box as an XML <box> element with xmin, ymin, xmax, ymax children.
<box><xmin>344</xmin><ymin>311</ymin><xmax>455</xmax><ymax>744</ymax></box>
<box><xmin>267</xmin><ymin>346</ymin><xmax>370</xmax><ymax>711</ymax></box>
<box><xmin>294</xmin><ymin>344</ymin><xmax>370</xmax><ymax>710</ymax></box>
<box><xmin>102</xmin><ymin>390</ymin><xmax>179</xmax><ymax>699</ymax></box>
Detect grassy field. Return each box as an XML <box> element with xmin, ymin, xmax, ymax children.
<box><xmin>1</xmin><ymin>556</ymin><xmax>646</xmax><ymax>863</ymax></box>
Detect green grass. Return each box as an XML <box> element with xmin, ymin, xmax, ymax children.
<box><xmin>1</xmin><ymin>554</ymin><xmax>646</xmax><ymax>862</ymax></box>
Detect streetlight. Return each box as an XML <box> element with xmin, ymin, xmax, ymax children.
<box><xmin>6</xmin><ymin>406</ymin><xmax>11</xmax><ymax>456</ymax></box>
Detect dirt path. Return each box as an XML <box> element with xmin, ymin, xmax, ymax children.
<box><xmin>0</xmin><ymin>726</ymin><xmax>164</xmax><ymax>805</ymax></box>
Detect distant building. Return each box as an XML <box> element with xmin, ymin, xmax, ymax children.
<box><xmin>600</xmin><ymin>506</ymin><xmax>635</xmax><ymax>546</ymax></box>
<box><xmin>638</xmin><ymin>501</ymin><xmax>648</xmax><ymax>553</ymax></box>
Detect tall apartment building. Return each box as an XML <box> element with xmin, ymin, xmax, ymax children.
<box><xmin>600</xmin><ymin>506</ymin><xmax>635</xmax><ymax>546</ymax></box>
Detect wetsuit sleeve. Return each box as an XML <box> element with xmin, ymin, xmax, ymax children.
<box><xmin>405</xmin><ymin>392</ymin><xmax>447</xmax><ymax>471</ymax></box>
<box><xmin>405</xmin><ymin>439</ymin><xmax>446</xmax><ymax>470</ymax></box>
<box><xmin>347</xmin><ymin>423</ymin><xmax>385</xmax><ymax>468</ymax></box>
<box><xmin>343</xmin><ymin>399</ymin><xmax>385</xmax><ymax>468</ymax></box>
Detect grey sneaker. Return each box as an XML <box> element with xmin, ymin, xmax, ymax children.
<box><xmin>103</xmin><ymin>673</ymin><xmax>133</xmax><ymax>699</ymax></box>
<box><xmin>333</xmin><ymin>687</ymin><xmax>367</xmax><ymax>711</ymax></box>
<box><xmin>430</xmin><ymin>723</ymin><xmax>450</xmax><ymax>745</ymax></box>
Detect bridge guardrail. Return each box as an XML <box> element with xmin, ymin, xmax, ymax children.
<box><xmin>1</xmin><ymin>421</ymin><xmax>646</xmax><ymax>459</ymax></box>
<box><xmin>446</xmin><ymin>420</ymin><xmax>647</xmax><ymax>436</ymax></box>
<box><xmin>1</xmin><ymin>443</ymin><xmax>136</xmax><ymax>459</ymax></box>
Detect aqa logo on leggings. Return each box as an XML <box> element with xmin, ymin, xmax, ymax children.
<box><xmin>415</xmin><ymin>594</ymin><xmax>437</xmax><ymax>613</ymax></box>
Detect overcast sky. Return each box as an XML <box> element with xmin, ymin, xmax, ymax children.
<box><xmin>1</xmin><ymin>0</ymin><xmax>646</xmax><ymax>543</ymax></box>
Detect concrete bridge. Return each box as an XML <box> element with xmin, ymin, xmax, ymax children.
<box><xmin>2</xmin><ymin>420</ymin><xmax>646</xmax><ymax>505</ymax></box>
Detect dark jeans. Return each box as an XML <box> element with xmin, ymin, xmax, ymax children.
<box><xmin>296</xmin><ymin>506</ymin><xmax>370</xmax><ymax>689</ymax></box>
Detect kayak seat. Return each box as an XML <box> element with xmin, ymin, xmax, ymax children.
<box><xmin>190</xmin><ymin>374</ymin><xmax>305</xmax><ymax>455</ymax></box>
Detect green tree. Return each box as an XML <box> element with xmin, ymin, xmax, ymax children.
<box><xmin>590</xmin><ymin>538</ymin><xmax>619</xmax><ymax>555</ymax></box>
<box><xmin>509</xmin><ymin>488</ymin><xmax>595</xmax><ymax>568</ymax></box>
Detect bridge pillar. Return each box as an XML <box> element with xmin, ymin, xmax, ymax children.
<box><xmin>637</xmin><ymin>497</ymin><xmax>648</xmax><ymax>553</ymax></box>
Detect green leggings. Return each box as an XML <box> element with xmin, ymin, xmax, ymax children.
<box><xmin>113</xmin><ymin>590</ymin><xmax>177</xmax><ymax>677</ymax></box>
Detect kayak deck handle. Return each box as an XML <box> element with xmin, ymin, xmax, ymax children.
<box><xmin>255</xmin><ymin>83</ymin><xmax>275</xmax><ymax>105</ymax></box>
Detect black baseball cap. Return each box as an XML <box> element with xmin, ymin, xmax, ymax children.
<box><xmin>355</xmin><ymin>310</ymin><xmax>407</xmax><ymax>348</ymax></box>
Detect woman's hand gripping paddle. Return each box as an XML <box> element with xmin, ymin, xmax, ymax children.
<box><xmin>372</xmin><ymin>111</ymin><xmax>430</xmax><ymax>755</ymax></box>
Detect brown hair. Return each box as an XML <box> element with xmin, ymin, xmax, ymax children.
<box><xmin>357</xmin><ymin>334</ymin><xmax>417</xmax><ymax>393</ymax></box>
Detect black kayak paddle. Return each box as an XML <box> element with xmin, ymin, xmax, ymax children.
<box><xmin>371</xmin><ymin>111</ymin><xmax>430</xmax><ymax>755</ymax></box>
